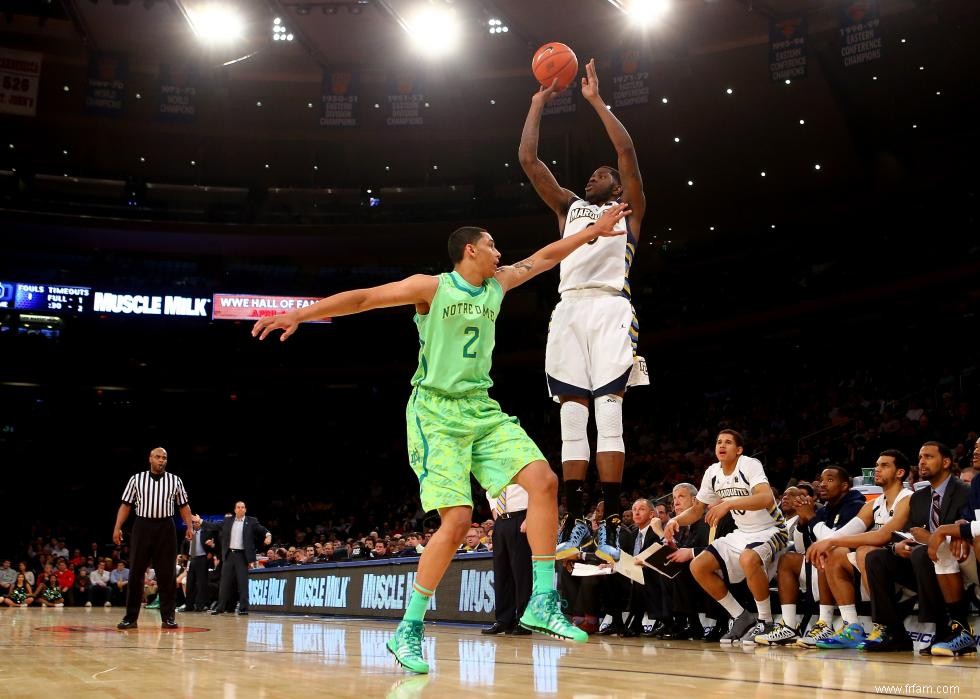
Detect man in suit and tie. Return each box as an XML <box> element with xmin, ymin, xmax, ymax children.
<box><xmin>182</xmin><ymin>514</ymin><xmax>219</xmax><ymax>612</ymax></box>
<box><xmin>482</xmin><ymin>484</ymin><xmax>533</xmax><ymax>635</ymax></box>
<box><xmin>659</xmin><ymin>483</ymin><xmax>714</xmax><ymax>639</ymax></box>
<box><xmin>618</xmin><ymin>498</ymin><xmax>669</xmax><ymax>637</ymax></box>
<box><xmin>862</xmin><ymin>441</ymin><xmax>972</xmax><ymax>652</ymax></box>
<box><xmin>210</xmin><ymin>501</ymin><xmax>272</xmax><ymax>615</ymax></box>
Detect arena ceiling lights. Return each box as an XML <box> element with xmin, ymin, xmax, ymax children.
<box><xmin>607</xmin><ymin>0</ymin><xmax>671</xmax><ymax>27</ymax></box>
<box><xmin>376</xmin><ymin>0</ymin><xmax>461</xmax><ymax>58</ymax></box>
<box><xmin>179</xmin><ymin>1</ymin><xmax>247</xmax><ymax>45</ymax></box>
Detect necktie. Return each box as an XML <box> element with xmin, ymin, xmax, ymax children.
<box><xmin>930</xmin><ymin>491</ymin><xmax>941</xmax><ymax>532</ymax></box>
<box><xmin>634</xmin><ymin>529</ymin><xmax>644</xmax><ymax>555</ymax></box>
<box><xmin>497</xmin><ymin>488</ymin><xmax>508</xmax><ymax>515</ymax></box>
<box><xmin>191</xmin><ymin>530</ymin><xmax>201</xmax><ymax>556</ymax></box>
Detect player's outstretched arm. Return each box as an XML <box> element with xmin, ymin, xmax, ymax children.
<box><xmin>582</xmin><ymin>58</ymin><xmax>646</xmax><ymax>232</ymax></box>
<box><xmin>251</xmin><ymin>274</ymin><xmax>439</xmax><ymax>341</ymax></box>
<box><xmin>519</xmin><ymin>79</ymin><xmax>577</xmax><ymax>225</ymax></box>
<box><xmin>495</xmin><ymin>203</ymin><xmax>629</xmax><ymax>293</ymax></box>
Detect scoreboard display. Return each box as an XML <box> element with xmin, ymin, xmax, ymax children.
<box><xmin>0</xmin><ymin>281</ymin><xmax>91</xmax><ymax>314</ymax></box>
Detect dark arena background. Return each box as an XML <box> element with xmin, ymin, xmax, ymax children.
<box><xmin>1</xmin><ymin>1</ymin><xmax>979</xmax><ymax>697</ymax></box>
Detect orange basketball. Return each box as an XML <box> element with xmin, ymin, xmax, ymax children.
<box><xmin>531</xmin><ymin>42</ymin><xmax>578</xmax><ymax>91</ymax></box>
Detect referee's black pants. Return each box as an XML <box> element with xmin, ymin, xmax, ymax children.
<box><xmin>125</xmin><ymin>517</ymin><xmax>177</xmax><ymax>622</ymax></box>
<box><xmin>218</xmin><ymin>549</ymin><xmax>250</xmax><ymax>612</ymax></box>
<box><xmin>492</xmin><ymin>510</ymin><xmax>532</xmax><ymax>627</ymax></box>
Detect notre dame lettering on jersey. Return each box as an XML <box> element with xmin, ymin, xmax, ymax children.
<box><xmin>559</xmin><ymin>199</ymin><xmax>635</xmax><ymax>297</ymax></box>
<box><xmin>410</xmin><ymin>271</ymin><xmax>503</xmax><ymax>396</ymax></box>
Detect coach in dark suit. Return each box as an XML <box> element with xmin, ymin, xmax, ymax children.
<box><xmin>657</xmin><ymin>483</ymin><xmax>714</xmax><ymax>639</ymax></box>
<box><xmin>618</xmin><ymin>498</ymin><xmax>669</xmax><ymax>637</ymax></box>
<box><xmin>182</xmin><ymin>514</ymin><xmax>219</xmax><ymax>612</ymax></box>
<box><xmin>864</xmin><ymin>441</ymin><xmax>971</xmax><ymax>651</ymax></box>
<box><xmin>210</xmin><ymin>501</ymin><xmax>271</xmax><ymax>615</ymax></box>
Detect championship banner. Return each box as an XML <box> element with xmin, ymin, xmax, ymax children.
<box><xmin>543</xmin><ymin>82</ymin><xmax>576</xmax><ymax>116</ymax></box>
<box><xmin>839</xmin><ymin>0</ymin><xmax>882</xmax><ymax>67</ymax></box>
<box><xmin>85</xmin><ymin>53</ymin><xmax>127</xmax><ymax>115</ymax></box>
<box><xmin>611</xmin><ymin>49</ymin><xmax>650</xmax><ymax>108</ymax></box>
<box><xmin>769</xmin><ymin>17</ymin><xmax>807</xmax><ymax>82</ymax></box>
<box><xmin>212</xmin><ymin>293</ymin><xmax>331</xmax><ymax>322</ymax></box>
<box><xmin>0</xmin><ymin>47</ymin><xmax>42</xmax><ymax>116</ymax></box>
<box><xmin>385</xmin><ymin>71</ymin><xmax>424</xmax><ymax>126</ymax></box>
<box><xmin>320</xmin><ymin>70</ymin><xmax>359</xmax><ymax>127</ymax></box>
<box><xmin>158</xmin><ymin>63</ymin><xmax>199</xmax><ymax>122</ymax></box>
<box><xmin>249</xmin><ymin>553</ymin><xmax>494</xmax><ymax>622</ymax></box>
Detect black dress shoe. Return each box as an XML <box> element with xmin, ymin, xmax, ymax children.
<box><xmin>663</xmin><ymin>623</ymin><xmax>703</xmax><ymax>640</ymax></box>
<box><xmin>622</xmin><ymin>626</ymin><xmax>642</xmax><ymax>638</ymax></box>
<box><xmin>161</xmin><ymin>619</ymin><xmax>178</xmax><ymax>629</ymax></box>
<box><xmin>862</xmin><ymin>635</ymin><xmax>913</xmax><ymax>653</ymax></box>
<box><xmin>117</xmin><ymin>619</ymin><xmax>138</xmax><ymax>630</ymax></box>
<box><xmin>482</xmin><ymin>622</ymin><xmax>508</xmax><ymax>635</ymax></box>
<box><xmin>507</xmin><ymin>625</ymin><xmax>532</xmax><ymax>635</ymax></box>
<box><xmin>598</xmin><ymin>624</ymin><xmax>624</xmax><ymax>636</ymax></box>
<box><xmin>644</xmin><ymin>621</ymin><xmax>668</xmax><ymax>638</ymax></box>
<box><xmin>209</xmin><ymin>610</ymin><xmax>224</xmax><ymax>615</ymax></box>
<box><xmin>237</xmin><ymin>611</ymin><xmax>248</xmax><ymax>616</ymax></box>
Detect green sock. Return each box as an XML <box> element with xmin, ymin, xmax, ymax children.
<box><xmin>403</xmin><ymin>582</ymin><xmax>434</xmax><ymax>623</ymax></box>
<box><xmin>532</xmin><ymin>556</ymin><xmax>555</xmax><ymax>596</ymax></box>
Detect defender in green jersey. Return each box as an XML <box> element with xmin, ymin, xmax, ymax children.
<box><xmin>252</xmin><ymin>202</ymin><xmax>628</xmax><ymax>673</ymax></box>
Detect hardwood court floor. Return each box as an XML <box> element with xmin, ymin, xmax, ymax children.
<box><xmin>1</xmin><ymin>608</ymin><xmax>975</xmax><ymax>698</ymax></box>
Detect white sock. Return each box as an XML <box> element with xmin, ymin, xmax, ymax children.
<box><xmin>781</xmin><ymin>603</ymin><xmax>798</xmax><ymax>629</ymax></box>
<box><xmin>718</xmin><ymin>592</ymin><xmax>744</xmax><ymax>619</ymax></box>
<box><xmin>839</xmin><ymin>604</ymin><xmax>858</xmax><ymax>626</ymax></box>
<box><xmin>858</xmin><ymin>615</ymin><xmax>873</xmax><ymax>630</ymax></box>
<box><xmin>819</xmin><ymin>605</ymin><xmax>835</xmax><ymax>626</ymax></box>
<box><xmin>756</xmin><ymin>597</ymin><xmax>772</xmax><ymax>622</ymax></box>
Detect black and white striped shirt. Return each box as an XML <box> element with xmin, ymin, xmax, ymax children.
<box><xmin>121</xmin><ymin>471</ymin><xmax>189</xmax><ymax>519</ymax></box>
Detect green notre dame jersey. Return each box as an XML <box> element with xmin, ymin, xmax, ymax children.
<box><xmin>410</xmin><ymin>271</ymin><xmax>503</xmax><ymax>395</ymax></box>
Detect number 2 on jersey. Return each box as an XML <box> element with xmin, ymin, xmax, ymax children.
<box><xmin>462</xmin><ymin>326</ymin><xmax>479</xmax><ymax>358</ymax></box>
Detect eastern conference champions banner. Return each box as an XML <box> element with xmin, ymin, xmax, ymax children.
<box><xmin>611</xmin><ymin>49</ymin><xmax>650</xmax><ymax>108</ymax></box>
<box><xmin>248</xmin><ymin>554</ymin><xmax>495</xmax><ymax>622</ymax></box>
<box><xmin>0</xmin><ymin>47</ymin><xmax>42</xmax><ymax>116</ymax></box>
<box><xmin>840</xmin><ymin>0</ymin><xmax>882</xmax><ymax>67</ymax></box>
<box><xmin>769</xmin><ymin>18</ymin><xmax>807</xmax><ymax>82</ymax></box>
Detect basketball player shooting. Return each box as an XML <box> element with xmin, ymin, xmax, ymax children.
<box><xmin>519</xmin><ymin>58</ymin><xmax>647</xmax><ymax>563</ymax></box>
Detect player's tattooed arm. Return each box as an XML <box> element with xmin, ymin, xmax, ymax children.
<box><xmin>494</xmin><ymin>257</ymin><xmax>536</xmax><ymax>292</ymax></box>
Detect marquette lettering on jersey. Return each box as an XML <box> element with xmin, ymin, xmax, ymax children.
<box><xmin>560</xmin><ymin>199</ymin><xmax>635</xmax><ymax>296</ymax></box>
<box><xmin>697</xmin><ymin>455</ymin><xmax>785</xmax><ymax>533</ymax></box>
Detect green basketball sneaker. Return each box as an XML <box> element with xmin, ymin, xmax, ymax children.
<box><xmin>519</xmin><ymin>590</ymin><xmax>588</xmax><ymax>642</ymax></box>
<box><xmin>386</xmin><ymin>620</ymin><xmax>429</xmax><ymax>674</ymax></box>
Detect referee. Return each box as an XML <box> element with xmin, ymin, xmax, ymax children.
<box><xmin>112</xmin><ymin>446</ymin><xmax>194</xmax><ymax>630</ymax></box>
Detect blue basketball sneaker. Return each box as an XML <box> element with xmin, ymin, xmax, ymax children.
<box><xmin>930</xmin><ymin>621</ymin><xmax>977</xmax><ymax>657</ymax></box>
<box><xmin>816</xmin><ymin>622</ymin><xmax>867</xmax><ymax>649</ymax></box>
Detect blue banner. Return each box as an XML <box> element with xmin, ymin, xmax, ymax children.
<box><xmin>769</xmin><ymin>17</ymin><xmax>807</xmax><ymax>82</ymax></box>
<box><xmin>158</xmin><ymin>63</ymin><xmax>199</xmax><ymax>122</ymax></box>
<box><xmin>320</xmin><ymin>70</ymin><xmax>359</xmax><ymax>127</ymax></box>
<box><xmin>611</xmin><ymin>48</ymin><xmax>650</xmax><ymax>108</ymax></box>
<box><xmin>386</xmin><ymin>71</ymin><xmax>424</xmax><ymax>126</ymax></box>
<box><xmin>85</xmin><ymin>53</ymin><xmax>127</xmax><ymax>116</ymax></box>
<box><xmin>839</xmin><ymin>0</ymin><xmax>882</xmax><ymax>67</ymax></box>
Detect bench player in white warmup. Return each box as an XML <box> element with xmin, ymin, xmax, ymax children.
<box><xmin>664</xmin><ymin>429</ymin><xmax>789</xmax><ymax>644</ymax></box>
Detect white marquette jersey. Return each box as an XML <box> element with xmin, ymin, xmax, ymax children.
<box><xmin>697</xmin><ymin>455</ymin><xmax>785</xmax><ymax>534</ymax></box>
<box><xmin>559</xmin><ymin>198</ymin><xmax>635</xmax><ymax>297</ymax></box>
<box><xmin>871</xmin><ymin>487</ymin><xmax>913</xmax><ymax>530</ymax></box>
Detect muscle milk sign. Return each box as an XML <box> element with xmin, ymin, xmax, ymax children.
<box><xmin>361</xmin><ymin>572</ymin><xmax>436</xmax><ymax>611</ymax></box>
<box><xmin>293</xmin><ymin>575</ymin><xmax>351</xmax><ymax>609</ymax></box>
<box><xmin>94</xmin><ymin>291</ymin><xmax>210</xmax><ymax>317</ymax></box>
